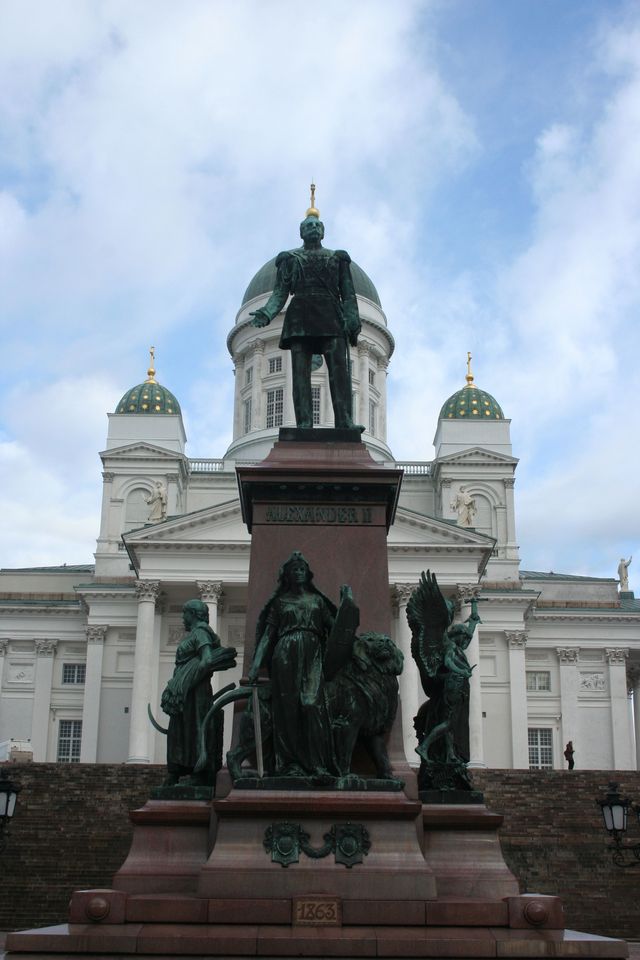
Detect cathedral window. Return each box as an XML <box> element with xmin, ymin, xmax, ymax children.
<box><xmin>57</xmin><ymin>719</ymin><xmax>82</xmax><ymax>763</ymax></box>
<box><xmin>62</xmin><ymin>663</ymin><xmax>86</xmax><ymax>685</ymax></box>
<box><xmin>266</xmin><ymin>388</ymin><xmax>284</xmax><ymax>428</ymax></box>
<box><xmin>268</xmin><ymin>356</ymin><xmax>282</xmax><ymax>374</ymax></box>
<box><xmin>368</xmin><ymin>400</ymin><xmax>377</xmax><ymax>435</ymax></box>
<box><xmin>528</xmin><ymin>728</ymin><xmax>553</xmax><ymax>769</ymax></box>
<box><xmin>245</xmin><ymin>367</ymin><xmax>253</xmax><ymax>386</ymax></box>
<box><xmin>526</xmin><ymin>671</ymin><xmax>551</xmax><ymax>692</ymax></box>
<box><xmin>312</xmin><ymin>386</ymin><xmax>321</xmax><ymax>426</ymax></box>
<box><xmin>368</xmin><ymin>368</ymin><xmax>376</xmax><ymax>386</ymax></box>
<box><xmin>243</xmin><ymin>398</ymin><xmax>252</xmax><ymax>434</ymax></box>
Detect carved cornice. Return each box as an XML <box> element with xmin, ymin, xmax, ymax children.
<box><xmin>86</xmin><ymin>625</ymin><xmax>107</xmax><ymax>645</ymax></box>
<box><xmin>605</xmin><ymin>647</ymin><xmax>629</xmax><ymax>665</ymax></box>
<box><xmin>35</xmin><ymin>638</ymin><xmax>58</xmax><ymax>657</ymax></box>
<box><xmin>556</xmin><ymin>647</ymin><xmax>579</xmax><ymax>665</ymax></box>
<box><xmin>197</xmin><ymin>581</ymin><xmax>225</xmax><ymax>606</ymax></box>
<box><xmin>506</xmin><ymin>631</ymin><xmax>528</xmax><ymax>648</ymax></box>
<box><xmin>134</xmin><ymin>580</ymin><xmax>161</xmax><ymax>603</ymax></box>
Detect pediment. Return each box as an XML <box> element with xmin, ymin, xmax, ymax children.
<box><xmin>389</xmin><ymin>507</ymin><xmax>495</xmax><ymax>549</ymax></box>
<box><xmin>124</xmin><ymin>499</ymin><xmax>248</xmax><ymax>546</ymax></box>
<box><xmin>434</xmin><ymin>447</ymin><xmax>518</xmax><ymax>467</ymax></box>
<box><xmin>100</xmin><ymin>441</ymin><xmax>185</xmax><ymax>462</ymax></box>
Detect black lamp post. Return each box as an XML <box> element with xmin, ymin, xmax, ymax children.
<box><xmin>0</xmin><ymin>767</ymin><xmax>21</xmax><ymax>853</ymax></box>
<box><xmin>597</xmin><ymin>782</ymin><xmax>640</xmax><ymax>868</ymax></box>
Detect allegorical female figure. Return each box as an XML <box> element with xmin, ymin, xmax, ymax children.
<box><xmin>160</xmin><ymin>599</ymin><xmax>236</xmax><ymax>785</ymax></box>
<box><xmin>248</xmin><ymin>552</ymin><xmax>337</xmax><ymax>777</ymax></box>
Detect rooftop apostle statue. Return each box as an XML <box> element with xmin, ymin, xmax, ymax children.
<box><xmin>250</xmin><ymin>185</ymin><xmax>362</xmax><ymax>430</ymax></box>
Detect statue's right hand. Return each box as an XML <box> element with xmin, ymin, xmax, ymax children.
<box><xmin>249</xmin><ymin>310</ymin><xmax>270</xmax><ymax>328</ymax></box>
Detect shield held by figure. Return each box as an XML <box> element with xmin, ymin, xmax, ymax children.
<box><xmin>323</xmin><ymin>586</ymin><xmax>360</xmax><ymax>681</ymax></box>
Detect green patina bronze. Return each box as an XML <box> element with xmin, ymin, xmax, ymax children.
<box><xmin>264</xmin><ymin>821</ymin><xmax>370</xmax><ymax>868</ymax></box>
<box><xmin>157</xmin><ymin>599</ymin><xmax>236</xmax><ymax>788</ymax></box>
<box><xmin>407</xmin><ymin>571</ymin><xmax>481</xmax><ymax>794</ymax></box>
<box><xmin>227</xmin><ymin>551</ymin><xmax>403</xmax><ymax>787</ymax></box>
<box><xmin>250</xmin><ymin>217</ymin><xmax>362</xmax><ymax>430</ymax></box>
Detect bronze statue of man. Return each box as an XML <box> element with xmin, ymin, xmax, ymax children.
<box><xmin>250</xmin><ymin>192</ymin><xmax>362</xmax><ymax>430</ymax></box>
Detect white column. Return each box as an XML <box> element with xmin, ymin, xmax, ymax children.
<box><xmin>127</xmin><ymin>580</ymin><xmax>160</xmax><ymax>763</ymax></box>
<box><xmin>80</xmin><ymin>626</ymin><xmax>107</xmax><ymax>763</ymax></box>
<box><xmin>358</xmin><ymin>344</ymin><xmax>370</xmax><ymax>429</ymax></box>
<box><xmin>0</xmin><ymin>639</ymin><xmax>8</xmax><ymax>692</ymax></box>
<box><xmin>377</xmin><ymin>357</ymin><xmax>389</xmax><ymax>442</ymax></box>
<box><xmin>32</xmin><ymin>639</ymin><xmax>58</xmax><ymax>761</ymax></box>
<box><xmin>458</xmin><ymin>585</ymin><xmax>484</xmax><ymax>767</ymax></box>
<box><xmin>628</xmin><ymin>666</ymin><xmax>640</xmax><ymax>771</ymax></box>
<box><xmin>507</xmin><ymin>632</ymin><xmax>529</xmax><ymax>767</ymax></box>
<box><xmin>392</xmin><ymin>584</ymin><xmax>420</xmax><ymax>764</ymax></box>
<box><xmin>556</xmin><ymin>648</ymin><xmax>579</xmax><ymax>767</ymax></box>
<box><xmin>251</xmin><ymin>340</ymin><xmax>264</xmax><ymax>429</ymax></box>
<box><xmin>502</xmin><ymin>477</ymin><xmax>518</xmax><ymax>560</ymax></box>
<box><xmin>606</xmin><ymin>648</ymin><xmax>633</xmax><ymax>770</ymax></box>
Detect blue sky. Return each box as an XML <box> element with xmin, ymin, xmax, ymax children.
<box><xmin>0</xmin><ymin>0</ymin><xmax>638</xmax><ymax>587</ymax></box>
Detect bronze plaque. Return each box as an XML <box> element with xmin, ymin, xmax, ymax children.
<box><xmin>293</xmin><ymin>896</ymin><xmax>341</xmax><ymax>926</ymax></box>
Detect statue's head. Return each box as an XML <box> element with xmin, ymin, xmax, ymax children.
<box><xmin>279</xmin><ymin>550</ymin><xmax>313</xmax><ymax>590</ymax></box>
<box><xmin>182</xmin><ymin>598</ymin><xmax>209</xmax><ymax>628</ymax></box>
<box><xmin>299</xmin><ymin>215</ymin><xmax>324</xmax><ymax>243</ymax></box>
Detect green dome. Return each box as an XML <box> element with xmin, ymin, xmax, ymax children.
<box><xmin>242</xmin><ymin>255</ymin><xmax>382</xmax><ymax>307</ymax></box>
<box><xmin>439</xmin><ymin>383</ymin><xmax>504</xmax><ymax>420</ymax></box>
<box><xmin>116</xmin><ymin>378</ymin><xmax>181</xmax><ymax>415</ymax></box>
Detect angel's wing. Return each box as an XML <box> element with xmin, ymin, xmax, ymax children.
<box><xmin>406</xmin><ymin>570</ymin><xmax>450</xmax><ymax>685</ymax></box>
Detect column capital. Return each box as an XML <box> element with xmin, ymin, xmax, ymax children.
<box><xmin>455</xmin><ymin>583</ymin><xmax>481</xmax><ymax>603</ymax></box>
<box><xmin>102</xmin><ymin>471</ymin><xmax>115</xmax><ymax>482</ymax></box>
<box><xmin>0</xmin><ymin>638</ymin><xmax>9</xmax><ymax>656</ymax></box>
<box><xmin>197</xmin><ymin>580</ymin><xmax>225</xmax><ymax>606</ymax></box>
<box><xmin>440</xmin><ymin>477</ymin><xmax>453</xmax><ymax>487</ymax></box>
<box><xmin>605</xmin><ymin>647</ymin><xmax>629</xmax><ymax>665</ymax></box>
<box><xmin>502</xmin><ymin>477</ymin><xmax>516</xmax><ymax>488</ymax></box>
<box><xmin>134</xmin><ymin>580</ymin><xmax>161</xmax><ymax>603</ymax></box>
<box><xmin>35</xmin><ymin>638</ymin><xmax>58</xmax><ymax>657</ymax></box>
<box><xmin>86</xmin><ymin>625</ymin><xmax>107</xmax><ymax>645</ymax></box>
<box><xmin>556</xmin><ymin>647</ymin><xmax>579</xmax><ymax>665</ymax></box>
<box><xmin>391</xmin><ymin>583</ymin><xmax>417</xmax><ymax>607</ymax></box>
<box><xmin>506</xmin><ymin>631</ymin><xmax>528</xmax><ymax>648</ymax></box>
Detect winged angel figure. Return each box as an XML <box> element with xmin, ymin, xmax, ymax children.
<box><xmin>406</xmin><ymin>571</ymin><xmax>480</xmax><ymax>792</ymax></box>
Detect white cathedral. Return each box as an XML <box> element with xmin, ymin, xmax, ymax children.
<box><xmin>1</xmin><ymin>235</ymin><xmax>639</xmax><ymax>774</ymax></box>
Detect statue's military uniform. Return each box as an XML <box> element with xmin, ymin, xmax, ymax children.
<box><xmin>251</xmin><ymin>220</ymin><xmax>362</xmax><ymax>430</ymax></box>
<box><xmin>273</xmin><ymin>249</ymin><xmax>361</xmax><ymax>349</ymax></box>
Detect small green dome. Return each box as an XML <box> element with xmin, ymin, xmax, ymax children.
<box><xmin>116</xmin><ymin>378</ymin><xmax>181</xmax><ymax>415</ymax></box>
<box><xmin>242</xmin><ymin>255</ymin><xmax>382</xmax><ymax>307</ymax></box>
<box><xmin>439</xmin><ymin>384</ymin><xmax>504</xmax><ymax>420</ymax></box>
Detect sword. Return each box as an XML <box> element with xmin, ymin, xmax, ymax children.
<box><xmin>252</xmin><ymin>682</ymin><xmax>264</xmax><ymax>778</ymax></box>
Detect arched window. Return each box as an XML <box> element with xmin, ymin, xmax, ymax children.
<box><xmin>124</xmin><ymin>488</ymin><xmax>150</xmax><ymax>532</ymax></box>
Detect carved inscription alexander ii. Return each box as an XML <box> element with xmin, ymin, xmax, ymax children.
<box><xmin>264</xmin><ymin>505</ymin><xmax>373</xmax><ymax>524</ymax></box>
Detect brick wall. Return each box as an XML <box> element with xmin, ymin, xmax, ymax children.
<box><xmin>1</xmin><ymin>765</ymin><xmax>639</xmax><ymax>939</ymax></box>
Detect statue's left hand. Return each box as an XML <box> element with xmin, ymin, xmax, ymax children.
<box><xmin>249</xmin><ymin>310</ymin><xmax>270</xmax><ymax>328</ymax></box>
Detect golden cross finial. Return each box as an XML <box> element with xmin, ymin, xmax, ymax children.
<box><xmin>146</xmin><ymin>345</ymin><xmax>157</xmax><ymax>383</ymax></box>
<box><xmin>465</xmin><ymin>351</ymin><xmax>475</xmax><ymax>387</ymax></box>
<box><xmin>306</xmin><ymin>180</ymin><xmax>320</xmax><ymax>218</ymax></box>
